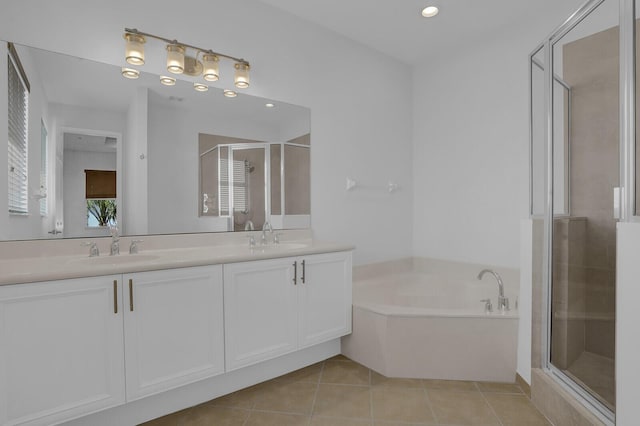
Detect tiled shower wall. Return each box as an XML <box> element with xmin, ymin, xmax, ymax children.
<box><xmin>563</xmin><ymin>26</ymin><xmax>618</xmax><ymax>360</ymax></box>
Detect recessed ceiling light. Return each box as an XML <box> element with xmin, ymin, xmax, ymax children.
<box><xmin>421</xmin><ymin>5</ymin><xmax>439</xmax><ymax>17</ymax></box>
<box><xmin>265</xmin><ymin>103</ymin><xmax>275</xmax><ymax>108</ymax></box>
<box><xmin>160</xmin><ymin>76</ymin><xmax>176</xmax><ymax>86</ymax></box>
<box><xmin>193</xmin><ymin>82</ymin><xmax>209</xmax><ymax>92</ymax></box>
<box><xmin>223</xmin><ymin>89</ymin><xmax>238</xmax><ymax>98</ymax></box>
<box><xmin>121</xmin><ymin>67</ymin><xmax>140</xmax><ymax>79</ymax></box>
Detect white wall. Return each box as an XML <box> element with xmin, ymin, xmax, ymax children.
<box><xmin>411</xmin><ymin>5</ymin><xmax>582</xmax><ymax>269</ymax></box>
<box><xmin>123</xmin><ymin>87</ymin><xmax>148</xmax><ymax>236</ymax></box>
<box><xmin>0</xmin><ymin>0</ymin><xmax>414</xmax><ymax>265</ymax></box>
<box><xmin>616</xmin><ymin>223</ymin><xmax>640</xmax><ymax>425</ymax></box>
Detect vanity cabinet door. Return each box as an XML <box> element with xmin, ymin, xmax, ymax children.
<box><xmin>223</xmin><ymin>257</ymin><xmax>298</xmax><ymax>371</ymax></box>
<box><xmin>0</xmin><ymin>276</ymin><xmax>125</xmax><ymax>426</ymax></box>
<box><xmin>123</xmin><ymin>265</ymin><xmax>225</xmax><ymax>401</ymax></box>
<box><xmin>298</xmin><ymin>251</ymin><xmax>353</xmax><ymax>349</ymax></box>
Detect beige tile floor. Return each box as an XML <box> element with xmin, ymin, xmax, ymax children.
<box><xmin>141</xmin><ymin>355</ymin><xmax>551</xmax><ymax>426</ymax></box>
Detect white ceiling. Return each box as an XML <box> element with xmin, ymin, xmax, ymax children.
<box><xmin>256</xmin><ymin>0</ymin><xmax>584</xmax><ymax>64</ymax></box>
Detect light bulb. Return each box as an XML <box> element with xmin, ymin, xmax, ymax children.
<box><xmin>160</xmin><ymin>76</ymin><xmax>176</xmax><ymax>86</ymax></box>
<box><xmin>223</xmin><ymin>89</ymin><xmax>237</xmax><ymax>98</ymax></box>
<box><xmin>194</xmin><ymin>82</ymin><xmax>209</xmax><ymax>92</ymax></box>
<box><xmin>121</xmin><ymin>67</ymin><xmax>140</xmax><ymax>79</ymax></box>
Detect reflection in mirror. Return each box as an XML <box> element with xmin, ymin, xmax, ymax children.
<box><xmin>197</xmin><ymin>135</ymin><xmax>311</xmax><ymax>233</ymax></box>
<box><xmin>549</xmin><ymin>0</ymin><xmax>618</xmax><ymax>413</ymax></box>
<box><xmin>1</xmin><ymin>41</ymin><xmax>310</xmax><ymax>241</ymax></box>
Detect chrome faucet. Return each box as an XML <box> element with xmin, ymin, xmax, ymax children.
<box><xmin>261</xmin><ymin>221</ymin><xmax>273</xmax><ymax>245</ymax></box>
<box><xmin>477</xmin><ymin>269</ymin><xmax>509</xmax><ymax>312</ymax></box>
<box><xmin>81</xmin><ymin>241</ymin><xmax>99</xmax><ymax>257</ymax></box>
<box><xmin>129</xmin><ymin>240</ymin><xmax>143</xmax><ymax>254</ymax></box>
<box><xmin>109</xmin><ymin>224</ymin><xmax>120</xmax><ymax>256</ymax></box>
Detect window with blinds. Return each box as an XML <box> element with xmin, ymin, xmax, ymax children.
<box><xmin>219</xmin><ymin>158</ymin><xmax>249</xmax><ymax>214</ymax></box>
<box><xmin>7</xmin><ymin>45</ymin><xmax>29</xmax><ymax>215</ymax></box>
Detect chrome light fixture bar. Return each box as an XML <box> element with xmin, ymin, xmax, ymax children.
<box><xmin>123</xmin><ymin>28</ymin><xmax>251</xmax><ymax>90</ymax></box>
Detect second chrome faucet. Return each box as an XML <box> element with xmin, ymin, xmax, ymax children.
<box><xmin>477</xmin><ymin>269</ymin><xmax>510</xmax><ymax>312</ymax></box>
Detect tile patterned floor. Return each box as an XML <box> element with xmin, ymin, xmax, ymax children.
<box><xmin>141</xmin><ymin>355</ymin><xmax>551</xmax><ymax>426</ymax></box>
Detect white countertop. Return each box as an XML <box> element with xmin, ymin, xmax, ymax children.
<box><xmin>0</xmin><ymin>239</ymin><xmax>354</xmax><ymax>286</ymax></box>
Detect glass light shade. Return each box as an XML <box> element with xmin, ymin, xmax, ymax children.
<box><xmin>166</xmin><ymin>44</ymin><xmax>186</xmax><ymax>74</ymax></box>
<box><xmin>202</xmin><ymin>54</ymin><xmax>219</xmax><ymax>82</ymax></box>
<box><xmin>234</xmin><ymin>62</ymin><xmax>250</xmax><ymax>88</ymax></box>
<box><xmin>124</xmin><ymin>33</ymin><xmax>146</xmax><ymax>65</ymax></box>
<box><xmin>194</xmin><ymin>82</ymin><xmax>209</xmax><ymax>92</ymax></box>
<box><xmin>160</xmin><ymin>76</ymin><xmax>176</xmax><ymax>86</ymax></box>
<box><xmin>121</xmin><ymin>67</ymin><xmax>140</xmax><ymax>79</ymax></box>
<box><xmin>223</xmin><ymin>89</ymin><xmax>237</xmax><ymax>98</ymax></box>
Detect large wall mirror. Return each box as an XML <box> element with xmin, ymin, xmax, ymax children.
<box><xmin>1</xmin><ymin>41</ymin><xmax>310</xmax><ymax>241</ymax></box>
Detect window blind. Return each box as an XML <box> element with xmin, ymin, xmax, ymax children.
<box><xmin>40</xmin><ymin>120</ymin><xmax>47</xmax><ymax>216</ymax></box>
<box><xmin>219</xmin><ymin>159</ymin><xmax>249</xmax><ymax>214</ymax></box>
<box><xmin>8</xmin><ymin>50</ymin><xmax>29</xmax><ymax>214</ymax></box>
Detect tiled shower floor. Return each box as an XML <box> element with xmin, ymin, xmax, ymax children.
<box><xmin>141</xmin><ymin>355</ymin><xmax>551</xmax><ymax>426</ymax></box>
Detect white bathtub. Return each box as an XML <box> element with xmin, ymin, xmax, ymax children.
<box><xmin>342</xmin><ymin>259</ymin><xmax>519</xmax><ymax>382</ymax></box>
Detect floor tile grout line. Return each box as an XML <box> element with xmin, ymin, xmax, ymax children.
<box><xmin>368</xmin><ymin>367</ymin><xmax>374</xmax><ymax>423</ymax></box>
<box><xmin>478</xmin><ymin>390</ymin><xmax>505</xmax><ymax>426</ymax></box>
<box><xmin>307</xmin><ymin>360</ymin><xmax>326</xmax><ymax>424</ymax></box>
<box><xmin>422</xmin><ymin>386</ymin><xmax>440</xmax><ymax>425</ymax></box>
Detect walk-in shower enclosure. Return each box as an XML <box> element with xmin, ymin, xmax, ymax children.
<box><xmin>530</xmin><ymin>0</ymin><xmax>638</xmax><ymax>422</ymax></box>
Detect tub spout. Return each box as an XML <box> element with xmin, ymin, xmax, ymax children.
<box><xmin>477</xmin><ymin>269</ymin><xmax>509</xmax><ymax>312</ymax></box>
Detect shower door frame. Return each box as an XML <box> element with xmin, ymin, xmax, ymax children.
<box><xmin>531</xmin><ymin>0</ymin><xmax>638</xmax><ymax>423</ymax></box>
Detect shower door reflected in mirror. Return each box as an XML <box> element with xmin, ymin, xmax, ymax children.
<box><xmin>230</xmin><ymin>146</ymin><xmax>266</xmax><ymax>232</ymax></box>
<box><xmin>550</xmin><ymin>0</ymin><xmax>618</xmax><ymax>412</ymax></box>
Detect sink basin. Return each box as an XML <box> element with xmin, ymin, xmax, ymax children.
<box><xmin>73</xmin><ymin>254</ymin><xmax>161</xmax><ymax>265</ymax></box>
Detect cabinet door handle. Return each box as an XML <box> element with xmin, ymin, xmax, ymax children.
<box><xmin>301</xmin><ymin>260</ymin><xmax>306</xmax><ymax>284</ymax></box>
<box><xmin>129</xmin><ymin>279</ymin><xmax>134</xmax><ymax>311</ymax></box>
<box><xmin>113</xmin><ymin>280</ymin><xmax>118</xmax><ymax>314</ymax></box>
<box><xmin>293</xmin><ymin>261</ymin><xmax>297</xmax><ymax>285</ymax></box>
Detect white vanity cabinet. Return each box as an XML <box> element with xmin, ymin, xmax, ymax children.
<box><xmin>0</xmin><ymin>275</ymin><xmax>125</xmax><ymax>426</ymax></box>
<box><xmin>0</xmin><ymin>246</ymin><xmax>352</xmax><ymax>426</ymax></box>
<box><xmin>0</xmin><ymin>265</ymin><xmax>224</xmax><ymax>426</ymax></box>
<box><xmin>297</xmin><ymin>251</ymin><xmax>353</xmax><ymax>349</ymax></box>
<box><xmin>122</xmin><ymin>265</ymin><xmax>225</xmax><ymax>401</ymax></box>
<box><xmin>224</xmin><ymin>251</ymin><xmax>352</xmax><ymax>371</ymax></box>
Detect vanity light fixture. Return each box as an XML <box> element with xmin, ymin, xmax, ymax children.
<box><xmin>223</xmin><ymin>89</ymin><xmax>238</xmax><ymax>98</ymax></box>
<box><xmin>159</xmin><ymin>75</ymin><xmax>176</xmax><ymax>86</ymax></box>
<box><xmin>122</xmin><ymin>28</ymin><xmax>251</xmax><ymax>91</ymax></box>
<box><xmin>121</xmin><ymin>67</ymin><xmax>140</xmax><ymax>79</ymax></box>
<box><xmin>421</xmin><ymin>5</ymin><xmax>439</xmax><ymax>17</ymax></box>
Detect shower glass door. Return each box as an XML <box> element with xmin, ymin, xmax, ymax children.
<box><xmin>549</xmin><ymin>0</ymin><xmax>618</xmax><ymax>415</ymax></box>
<box><xmin>229</xmin><ymin>145</ymin><xmax>267</xmax><ymax>232</ymax></box>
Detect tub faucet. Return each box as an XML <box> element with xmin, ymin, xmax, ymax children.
<box><xmin>477</xmin><ymin>269</ymin><xmax>509</xmax><ymax>312</ymax></box>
